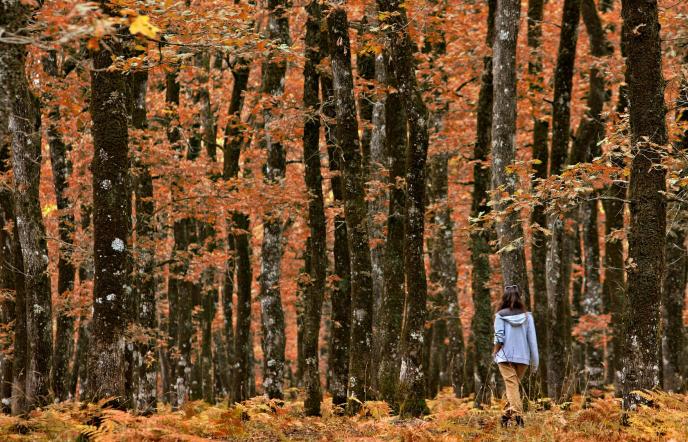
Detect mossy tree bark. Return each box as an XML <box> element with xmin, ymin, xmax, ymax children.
<box><xmin>302</xmin><ymin>0</ymin><xmax>328</xmax><ymax>416</ymax></box>
<box><xmin>620</xmin><ymin>0</ymin><xmax>668</xmax><ymax>405</ymax></box>
<box><xmin>259</xmin><ymin>0</ymin><xmax>291</xmax><ymax>400</ymax></box>
<box><xmin>376</xmin><ymin>0</ymin><xmax>431</xmax><ymax>417</ymax></box>
<box><xmin>320</xmin><ymin>24</ymin><xmax>352</xmax><ymax>409</ymax></box>
<box><xmin>87</xmin><ymin>22</ymin><xmax>132</xmax><ymax>407</ymax></box>
<box><xmin>3</xmin><ymin>0</ymin><xmax>53</xmax><ymax>410</ymax></box>
<box><xmin>376</xmin><ymin>88</ymin><xmax>407</xmax><ymax>406</ymax></box>
<box><xmin>470</xmin><ymin>0</ymin><xmax>495</xmax><ymax>407</ymax></box>
<box><xmin>326</xmin><ymin>6</ymin><xmax>375</xmax><ymax>413</ymax></box>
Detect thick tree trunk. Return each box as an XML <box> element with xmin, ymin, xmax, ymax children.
<box><xmin>470</xmin><ymin>0</ymin><xmax>495</xmax><ymax>407</ymax></box>
<box><xmin>302</xmin><ymin>0</ymin><xmax>327</xmax><ymax>416</ymax></box>
<box><xmin>620</xmin><ymin>0</ymin><xmax>668</xmax><ymax>405</ymax></box>
<box><xmin>491</xmin><ymin>0</ymin><xmax>530</xmax><ymax>326</ymax></box>
<box><xmin>376</xmin><ymin>89</ymin><xmax>407</xmax><ymax>405</ymax></box>
<box><xmin>259</xmin><ymin>0</ymin><xmax>290</xmax><ymax>400</ymax></box>
<box><xmin>43</xmin><ymin>52</ymin><xmax>77</xmax><ymax>403</ymax></box>
<box><xmin>320</xmin><ymin>33</ymin><xmax>352</xmax><ymax>408</ymax></box>
<box><xmin>662</xmin><ymin>75</ymin><xmax>688</xmax><ymax>393</ymax></box>
<box><xmin>376</xmin><ymin>0</ymin><xmax>430</xmax><ymax>417</ymax></box>
<box><xmin>86</xmin><ymin>31</ymin><xmax>131</xmax><ymax>406</ymax></box>
<box><xmin>131</xmin><ymin>70</ymin><xmax>158</xmax><ymax>413</ymax></box>
<box><xmin>545</xmin><ymin>0</ymin><xmax>580</xmax><ymax>401</ymax></box>
<box><xmin>326</xmin><ymin>7</ymin><xmax>375</xmax><ymax>413</ymax></box>
<box><xmin>3</xmin><ymin>1</ymin><xmax>53</xmax><ymax>409</ymax></box>
<box><xmin>527</xmin><ymin>0</ymin><xmax>549</xmax><ymax>393</ymax></box>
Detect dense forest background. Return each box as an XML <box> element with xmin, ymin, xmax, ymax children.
<box><xmin>1</xmin><ymin>0</ymin><xmax>688</xmax><ymax>437</ymax></box>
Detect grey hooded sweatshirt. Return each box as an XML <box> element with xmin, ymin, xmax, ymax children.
<box><xmin>493</xmin><ymin>309</ymin><xmax>539</xmax><ymax>368</ymax></box>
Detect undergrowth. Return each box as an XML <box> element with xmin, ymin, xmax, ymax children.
<box><xmin>0</xmin><ymin>389</ymin><xmax>686</xmax><ymax>441</ymax></box>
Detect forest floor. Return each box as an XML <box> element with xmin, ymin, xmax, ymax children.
<box><xmin>0</xmin><ymin>388</ymin><xmax>686</xmax><ymax>441</ymax></box>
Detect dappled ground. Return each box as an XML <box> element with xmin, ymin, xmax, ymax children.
<box><xmin>0</xmin><ymin>389</ymin><xmax>686</xmax><ymax>441</ymax></box>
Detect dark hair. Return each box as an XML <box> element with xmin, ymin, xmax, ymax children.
<box><xmin>498</xmin><ymin>284</ymin><xmax>525</xmax><ymax>311</ymax></box>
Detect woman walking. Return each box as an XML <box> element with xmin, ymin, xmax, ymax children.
<box><xmin>493</xmin><ymin>284</ymin><xmax>539</xmax><ymax>428</ymax></box>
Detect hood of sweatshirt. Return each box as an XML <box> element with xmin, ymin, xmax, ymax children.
<box><xmin>498</xmin><ymin>312</ymin><xmax>527</xmax><ymax>326</ymax></box>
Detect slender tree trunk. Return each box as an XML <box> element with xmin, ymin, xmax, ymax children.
<box><xmin>545</xmin><ymin>0</ymin><xmax>580</xmax><ymax>401</ymax></box>
<box><xmin>571</xmin><ymin>0</ymin><xmax>612</xmax><ymax>392</ymax></box>
<box><xmin>42</xmin><ymin>52</ymin><xmax>77</xmax><ymax>403</ymax></box>
<box><xmin>604</xmin><ymin>74</ymin><xmax>628</xmax><ymax>389</ymax></box>
<box><xmin>163</xmin><ymin>68</ymin><xmax>182</xmax><ymax>405</ymax></box>
<box><xmin>320</xmin><ymin>30</ymin><xmax>352</xmax><ymax>409</ymax></box>
<box><xmin>131</xmin><ymin>70</ymin><xmax>158</xmax><ymax>413</ymax></box>
<box><xmin>427</xmin><ymin>154</ymin><xmax>464</xmax><ymax>398</ymax></box>
<box><xmin>662</xmin><ymin>73</ymin><xmax>688</xmax><ymax>393</ymax></box>
<box><xmin>223</xmin><ymin>57</ymin><xmax>252</xmax><ymax>403</ymax></box>
<box><xmin>620</xmin><ymin>0</ymin><xmax>668</xmax><ymax>406</ymax></box>
<box><xmin>259</xmin><ymin>0</ymin><xmax>291</xmax><ymax>400</ymax></box>
<box><xmin>470</xmin><ymin>0</ymin><xmax>495</xmax><ymax>407</ymax></box>
<box><xmin>302</xmin><ymin>0</ymin><xmax>327</xmax><ymax>416</ymax></box>
<box><xmin>0</xmin><ymin>140</ymin><xmax>20</xmax><ymax>413</ymax></box>
<box><xmin>527</xmin><ymin>0</ymin><xmax>549</xmax><ymax>393</ymax></box>
<box><xmin>70</xmin><ymin>205</ymin><xmax>92</xmax><ymax>400</ymax></box>
<box><xmin>10</xmin><ymin>223</ymin><xmax>27</xmax><ymax>415</ymax></box>
<box><xmin>326</xmin><ymin>6</ymin><xmax>375</xmax><ymax>412</ymax></box>
<box><xmin>376</xmin><ymin>0</ymin><xmax>430</xmax><ymax>417</ymax></box>
<box><xmin>86</xmin><ymin>25</ymin><xmax>131</xmax><ymax>406</ymax></box>
<box><xmin>3</xmin><ymin>1</ymin><xmax>53</xmax><ymax>409</ymax></box>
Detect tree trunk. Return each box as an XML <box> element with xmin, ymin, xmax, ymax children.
<box><xmin>604</xmin><ymin>78</ymin><xmax>628</xmax><ymax>389</ymax></box>
<box><xmin>376</xmin><ymin>0</ymin><xmax>431</xmax><ymax>417</ymax></box>
<box><xmin>527</xmin><ymin>0</ymin><xmax>549</xmax><ymax>393</ymax></box>
<box><xmin>470</xmin><ymin>0</ymin><xmax>495</xmax><ymax>407</ymax></box>
<box><xmin>0</xmin><ymin>125</ymin><xmax>19</xmax><ymax>414</ymax></box>
<box><xmin>620</xmin><ymin>0</ymin><xmax>668</xmax><ymax>405</ymax></box>
<box><xmin>86</xmin><ymin>29</ymin><xmax>131</xmax><ymax>406</ymax></box>
<box><xmin>545</xmin><ymin>0</ymin><xmax>580</xmax><ymax>402</ymax></box>
<box><xmin>131</xmin><ymin>70</ymin><xmax>158</xmax><ymax>413</ymax></box>
<box><xmin>223</xmin><ymin>56</ymin><xmax>252</xmax><ymax>403</ymax></box>
<box><xmin>326</xmin><ymin>6</ymin><xmax>375</xmax><ymax>413</ymax></box>
<box><xmin>491</xmin><ymin>0</ymin><xmax>530</xmax><ymax>318</ymax></box>
<box><xmin>320</xmin><ymin>28</ymin><xmax>352</xmax><ymax>409</ymax></box>
<box><xmin>4</xmin><ymin>1</ymin><xmax>53</xmax><ymax>409</ymax></box>
<box><xmin>662</xmin><ymin>73</ymin><xmax>688</xmax><ymax>393</ymax></box>
<box><xmin>376</xmin><ymin>89</ymin><xmax>407</xmax><ymax>405</ymax></box>
<box><xmin>70</xmin><ymin>205</ymin><xmax>92</xmax><ymax>400</ymax></box>
<box><xmin>259</xmin><ymin>0</ymin><xmax>291</xmax><ymax>400</ymax></box>
<box><xmin>302</xmin><ymin>0</ymin><xmax>328</xmax><ymax>416</ymax></box>
<box><xmin>43</xmin><ymin>52</ymin><xmax>77</xmax><ymax>403</ymax></box>
<box><xmin>428</xmin><ymin>154</ymin><xmax>464</xmax><ymax>399</ymax></box>
<box><xmin>369</xmin><ymin>49</ymin><xmax>388</xmax><ymax>373</ymax></box>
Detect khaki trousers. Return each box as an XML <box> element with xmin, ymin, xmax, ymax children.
<box><xmin>498</xmin><ymin>362</ymin><xmax>527</xmax><ymax>416</ymax></box>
